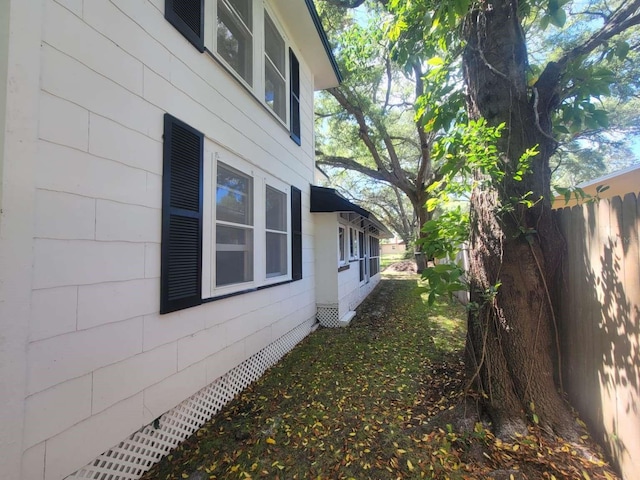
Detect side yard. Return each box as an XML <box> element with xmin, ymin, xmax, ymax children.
<box><xmin>143</xmin><ymin>267</ymin><xmax>618</xmax><ymax>480</ymax></box>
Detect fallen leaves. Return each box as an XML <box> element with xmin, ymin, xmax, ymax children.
<box><xmin>141</xmin><ymin>277</ymin><xmax>619</xmax><ymax>480</ymax></box>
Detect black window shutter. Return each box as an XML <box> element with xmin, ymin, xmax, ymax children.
<box><xmin>161</xmin><ymin>114</ymin><xmax>204</xmax><ymax>314</ymax></box>
<box><xmin>166</xmin><ymin>0</ymin><xmax>205</xmax><ymax>52</ymax></box>
<box><xmin>291</xmin><ymin>186</ymin><xmax>302</xmax><ymax>280</ymax></box>
<box><xmin>289</xmin><ymin>49</ymin><xmax>301</xmax><ymax>145</ymax></box>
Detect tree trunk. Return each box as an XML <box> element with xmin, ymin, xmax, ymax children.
<box><xmin>462</xmin><ymin>0</ymin><xmax>576</xmax><ymax>439</ymax></box>
<box><xmin>411</xmin><ymin>190</ymin><xmax>432</xmax><ymax>272</ymax></box>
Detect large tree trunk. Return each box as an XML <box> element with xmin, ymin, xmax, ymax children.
<box><xmin>411</xmin><ymin>189</ymin><xmax>432</xmax><ymax>272</ymax></box>
<box><xmin>462</xmin><ymin>0</ymin><xmax>576</xmax><ymax>439</ymax></box>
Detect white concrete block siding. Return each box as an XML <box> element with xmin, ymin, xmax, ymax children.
<box><xmin>30</xmin><ymin>286</ymin><xmax>79</xmax><ymax>342</ymax></box>
<box><xmin>95</xmin><ymin>200</ymin><xmax>161</xmax><ymax>242</ymax></box>
<box><xmin>33</xmin><ymin>239</ymin><xmax>146</xmax><ymax>289</ymax></box>
<box><xmin>1</xmin><ymin>0</ymin><xmax>327</xmax><ymax>477</ymax></box>
<box><xmin>27</xmin><ymin>317</ymin><xmax>144</xmax><ymax>395</ymax></box>
<box><xmin>77</xmin><ymin>278</ymin><xmax>158</xmax><ymax>331</ymax></box>
<box><xmin>23</xmin><ymin>374</ymin><xmax>93</xmax><ymax>449</ymax></box>
<box><xmin>44</xmin><ymin>394</ymin><xmax>145</xmax><ymax>480</ymax></box>
<box><xmin>21</xmin><ymin>442</ymin><xmax>46</xmax><ymax>480</ymax></box>
<box><xmin>142</xmin><ymin>362</ymin><xmax>208</xmax><ymax>425</ymax></box>
<box><xmin>88</xmin><ymin>114</ymin><xmax>163</xmax><ymax>175</ymax></box>
<box><xmin>34</xmin><ymin>190</ymin><xmax>96</xmax><ymax>241</ymax></box>
<box><xmin>177</xmin><ymin>324</ymin><xmax>227</xmax><ymax>372</ymax></box>
<box><xmin>39</xmin><ymin>92</ymin><xmax>89</xmax><ymax>151</ymax></box>
<box><xmin>92</xmin><ymin>342</ymin><xmax>177</xmax><ymax>414</ymax></box>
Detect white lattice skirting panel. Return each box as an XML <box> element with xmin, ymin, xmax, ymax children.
<box><xmin>316</xmin><ymin>304</ymin><xmax>340</xmax><ymax>328</ymax></box>
<box><xmin>66</xmin><ymin>318</ymin><xmax>315</xmax><ymax>480</ymax></box>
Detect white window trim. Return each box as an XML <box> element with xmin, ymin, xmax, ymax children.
<box><xmin>205</xmin><ymin>0</ymin><xmax>291</xmax><ymax>129</ymax></box>
<box><xmin>348</xmin><ymin>226</ymin><xmax>359</xmax><ymax>261</ymax></box>
<box><xmin>202</xmin><ymin>140</ymin><xmax>291</xmax><ymax>299</ymax></box>
<box><xmin>263</xmin><ymin>178</ymin><xmax>291</xmax><ymax>285</ymax></box>
<box><xmin>338</xmin><ymin>224</ymin><xmax>347</xmax><ymax>267</ymax></box>
<box><xmin>358</xmin><ymin>230</ymin><xmax>368</xmax><ymax>285</ymax></box>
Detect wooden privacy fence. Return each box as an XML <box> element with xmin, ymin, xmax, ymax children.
<box><xmin>555</xmin><ymin>192</ymin><xmax>640</xmax><ymax>480</ymax></box>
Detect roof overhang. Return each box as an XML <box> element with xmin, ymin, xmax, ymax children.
<box><xmin>271</xmin><ymin>0</ymin><xmax>342</xmax><ymax>90</ymax></box>
<box><xmin>553</xmin><ymin>163</ymin><xmax>640</xmax><ymax>208</ymax></box>
<box><xmin>310</xmin><ymin>186</ymin><xmax>393</xmax><ymax>238</ymax></box>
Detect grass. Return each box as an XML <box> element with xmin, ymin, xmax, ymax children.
<box><xmin>380</xmin><ymin>253</ymin><xmax>408</xmax><ymax>270</ymax></box>
<box><xmin>142</xmin><ymin>269</ymin><xmax>619</xmax><ymax>480</ymax></box>
<box><xmin>142</xmin><ymin>271</ymin><xmax>467</xmax><ymax>480</ymax></box>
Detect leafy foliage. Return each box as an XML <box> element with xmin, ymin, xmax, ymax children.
<box><xmin>315</xmin><ymin>0</ymin><xmax>468</xmax><ymax>246</ymax></box>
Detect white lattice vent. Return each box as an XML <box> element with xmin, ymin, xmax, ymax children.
<box><xmin>316</xmin><ymin>304</ymin><xmax>340</xmax><ymax>328</ymax></box>
<box><xmin>66</xmin><ymin>318</ymin><xmax>315</xmax><ymax>480</ymax></box>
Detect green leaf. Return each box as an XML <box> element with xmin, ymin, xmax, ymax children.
<box><xmin>540</xmin><ymin>14</ymin><xmax>550</xmax><ymax>30</ymax></box>
<box><xmin>426</xmin><ymin>198</ymin><xmax>440</xmax><ymax>212</ymax></box>
<box><xmin>592</xmin><ymin>110</ymin><xmax>609</xmax><ymax>128</ymax></box>
<box><xmin>615</xmin><ymin>41</ymin><xmax>630</xmax><ymax>59</ymax></box>
<box><xmin>453</xmin><ymin>0</ymin><xmax>471</xmax><ymax>16</ymax></box>
<box><xmin>549</xmin><ymin>8</ymin><xmax>566</xmax><ymax>27</ymax></box>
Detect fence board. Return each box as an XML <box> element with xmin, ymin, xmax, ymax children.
<box><xmin>556</xmin><ymin>193</ymin><xmax>640</xmax><ymax>480</ymax></box>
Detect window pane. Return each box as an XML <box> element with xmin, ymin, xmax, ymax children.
<box><xmin>266</xmin><ymin>232</ymin><xmax>287</xmax><ymax>277</ymax></box>
<box><xmin>216</xmin><ymin>225</ymin><xmax>253</xmax><ymax>286</ymax></box>
<box><xmin>264</xmin><ymin>12</ymin><xmax>285</xmax><ymax>121</ymax></box>
<box><xmin>350</xmin><ymin>228</ymin><xmax>357</xmax><ymax>258</ymax></box>
<box><xmin>217</xmin><ymin>0</ymin><xmax>253</xmax><ymax>85</ymax></box>
<box><xmin>338</xmin><ymin>227</ymin><xmax>345</xmax><ymax>262</ymax></box>
<box><xmin>217</xmin><ymin>164</ymin><xmax>253</xmax><ymax>225</ymax></box>
<box><xmin>264</xmin><ymin>12</ymin><xmax>284</xmax><ymax>74</ymax></box>
<box><xmin>266</xmin><ymin>186</ymin><xmax>286</xmax><ymax>231</ymax></box>
<box><xmin>265</xmin><ymin>61</ymin><xmax>286</xmax><ymax>121</ymax></box>
<box><xmin>226</xmin><ymin>0</ymin><xmax>251</xmax><ymax>27</ymax></box>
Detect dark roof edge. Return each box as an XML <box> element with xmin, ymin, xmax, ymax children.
<box><xmin>310</xmin><ymin>186</ymin><xmax>393</xmax><ymax>237</ymax></box>
<box><xmin>311</xmin><ymin>186</ymin><xmax>369</xmax><ymax>217</ymax></box>
<box><xmin>304</xmin><ymin>0</ymin><xmax>343</xmax><ymax>84</ymax></box>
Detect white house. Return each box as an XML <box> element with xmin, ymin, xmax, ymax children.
<box><xmin>553</xmin><ymin>163</ymin><xmax>640</xmax><ymax>208</ymax></box>
<box><xmin>311</xmin><ymin>186</ymin><xmax>392</xmax><ymax>326</ymax></box>
<box><xmin>0</xmin><ymin>1</ymin><xmax>388</xmax><ymax>480</ymax></box>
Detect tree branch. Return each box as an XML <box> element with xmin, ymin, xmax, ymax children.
<box><xmin>413</xmin><ymin>63</ymin><xmax>433</xmax><ymax>188</ymax></box>
<box><xmin>384</xmin><ymin>56</ymin><xmax>392</xmax><ymax>111</ymax></box>
<box><xmin>327</xmin><ymin>87</ymin><xmax>389</xmax><ymax>172</ymax></box>
<box><xmin>315</xmin><ymin>151</ymin><xmax>395</xmax><ymax>184</ymax></box>
<box><xmin>537</xmin><ymin>0</ymin><xmax>640</xmax><ymax>104</ymax></box>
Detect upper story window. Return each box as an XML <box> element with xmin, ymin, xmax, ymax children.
<box><xmin>166</xmin><ymin>0</ymin><xmax>300</xmax><ymax>140</ymax></box>
<box><xmin>264</xmin><ymin>12</ymin><xmax>286</xmax><ymax>121</ymax></box>
<box><xmin>217</xmin><ymin>0</ymin><xmax>253</xmax><ymax>85</ymax></box>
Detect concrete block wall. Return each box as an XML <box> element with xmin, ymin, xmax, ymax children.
<box><xmin>2</xmin><ymin>1</ymin><xmax>321</xmax><ymax>478</ymax></box>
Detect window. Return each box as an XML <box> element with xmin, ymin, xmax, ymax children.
<box><xmin>338</xmin><ymin>225</ymin><xmax>346</xmax><ymax>265</ymax></box>
<box><xmin>165</xmin><ymin>0</ymin><xmax>301</xmax><ymax>143</ymax></box>
<box><xmin>264</xmin><ymin>12</ymin><xmax>286</xmax><ymax>120</ymax></box>
<box><xmin>358</xmin><ymin>230</ymin><xmax>367</xmax><ymax>283</ymax></box>
<box><xmin>265</xmin><ymin>185</ymin><xmax>287</xmax><ymax>277</ymax></box>
<box><xmin>349</xmin><ymin>227</ymin><xmax>358</xmax><ymax>260</ymax></box>
<box><xmin>369</xmin><ymin>236</ymin><xmax>380</xmax><ymax>276</ymax></box>
<box><xmin>161</xmin><ymin>114</ymin><xmax>302</xmax><ymax>313</ymax></box>
<box><xmin>216</xmin><ymin>163</ymin><xmax>253</xmax><ymax>286</ymax></box>
<box><xmin>217</xmin><ymin>0</ymin><xmax>253</xmax><ymax>85</ymax></box>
